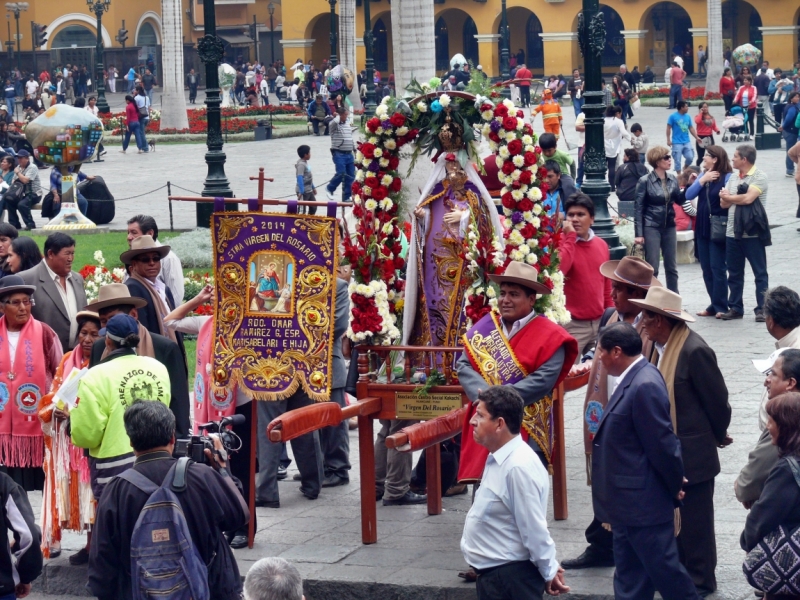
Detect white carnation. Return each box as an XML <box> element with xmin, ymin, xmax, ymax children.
<box><xmin>511</xmin><ymin>189</ymin><xmax>523</xmax><ymax>200</ymax></box>
<box><xmin>384</xmin><ymin>139</ymin><xmax>397</xmax><ymax>150</ymax></box>
<box><xmin>381</xmin><ymin>174</ymin><xmax>393</xmax><ymax>186</ymax></box>
<box><xmin>439</xmin><ymin>94</ymin><xmax>451</xmax><ymax>108</ymax></box>
<box><xmin>522</xmin><ymin>135</ymin><xmax>533</xmax><ymax>145</ymax></box>
<box><xmin>417</xmin><ymin>101</ymin><xmax>428</xmax><ymax>113</ymax></box>
<box><xmin>512</xmin><ymin>155</ymin><xmax>525</xmax><ymax>167</ymax></box>
<box><xmin>498</xmin><ymin>146</ymin><xmax>510</xmax><ymax>159</ymax></box>
<box><xmin>397</xmin><ymin>126</ymin><xmax>409</xmax><ymax>136</ymax></box>
<box><xmin>533</xmin><ymin>203</ymin><xmax>543</xmax><ymax>215</ymax></box>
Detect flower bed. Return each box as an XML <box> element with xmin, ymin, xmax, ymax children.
<box><xmin>78</xmin><ymin>251</ymin><xmax>125</xmax><ymax>302</ymax></box>
<box><xmin>637</xmin><ymin>86</ymin><xmax>721</xmax><ymax>100</ymax></box>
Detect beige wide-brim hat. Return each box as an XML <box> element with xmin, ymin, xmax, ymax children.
<box><xmin>599</xmin><ymin>256</ymin><xmax>662</xmax><ymax>290</ymax></box>
<box><xmin>120</xmin><ymin>234</ymin><xmax>171</xmax><ymax>266</ymax></box>
<box><xmin>629</xmin><ymin>287</ymin><xmax>696</xmax><ymax>323</ymax></box>
<box><xmin>75</xmin><ymin>310</ymin><xmax>101</xmax><ymax>324</ymax></box>
<box><xmin>488</xmin><ymin>261</ymin><xmax>551</xmax><ymax>296</ymax></box>
<box><xmin>84</xmin><ymin>283</ymin><xmax>148</xmax><ymax>312</ymax></box>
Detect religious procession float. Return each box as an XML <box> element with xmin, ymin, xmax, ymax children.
<box><xmin>171</xmin><ymin>61</ymin><xmax>582</xmax><ymax>547</ymax></box>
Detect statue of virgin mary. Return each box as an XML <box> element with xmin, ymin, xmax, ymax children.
<box><xmin>402</xmin><ymin>117</ymin><xmax>503</xmax><ymax>350</ymax></box>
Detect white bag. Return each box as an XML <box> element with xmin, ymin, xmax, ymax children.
<box><xmin>632</xmin><ymin>97</ymin><xmax>641</xmax><ymax>110</ymax></box>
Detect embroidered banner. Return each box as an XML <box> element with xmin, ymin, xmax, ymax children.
<box><xmin>462</xmin><ymin>312</ymin><xmax>528</xmax><ymax>386</ymax></box>
<box><xmin>211</xmin><ymin>213</ymin><xmax>339</xmax><ymax>401</ymax></box>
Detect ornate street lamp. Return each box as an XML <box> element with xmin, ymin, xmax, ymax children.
<box><xmin>362</xmin><ymin>0</ymin><xmax>376</xmax><ymax>117</ymax></box>
<box><xmin>578</xmin><ymin>0</ymin><xmax>625</xmax><ymax>258</ymax></box>
<box><xmin>86</xmin><ymin>0</ymin><xmax>111</xmax><ymax>114</ymax></box>
<box><xmin>328</xmin><ymin>0</ymin><xmax>338</xmax><ymax>68</ymax></box>
<box><xmin>197</xmin><ymin>0</ymin><xmax>233</xmax><ymax>226</ymax></box>
<box><xmin>5</xmin><ymin>2</ymin><xmax>27</xmax><ymax>73</ymax></box>
<box><xmin>498</xmin><ymin>0</ymin><xmax>510</xmax><ymax>99</ymax></box>
<box><xmin>268</xmin><ymin>2</ymin><xmax>275</xmax><ymax>65</ymax></box>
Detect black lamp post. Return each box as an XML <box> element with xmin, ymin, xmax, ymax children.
<box><xmin>87</xmin><ymin>0</ymin><xmax>111</xmax><ymax>114</ymax></box>
<box><xmin>498</xmin><ymin>0</ymin><xmax>510</xmax><ymax>99</ymax></box>
<box><xmin>362</xmin><ymin>0</ymin><xmax>376</xmax><ymax>117</ymax></box>
<box><xmin>197</xmin><ymin>0</ymin><xmax>233</xmax><ymax>226</ymax></box>
<box><xmin>578</xmin><ymin>0</ymin><xmax>625</xmax><ymax>259</ymax></box>
<box><xmin>328</xmin><ymin>0</ymin><xmax>337</xmax><ymax>68</ymax></box>
<box><xmin>5</xmin><ymin>2</ymin><xmax>26</xmax><ymax>73</ymax></box>
<box><xmin>268</xmin><ymin>2</ymin><xmax>275</xmax><ymax>64</ymax></box>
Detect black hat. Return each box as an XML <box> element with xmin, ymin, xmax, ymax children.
<box><xmin>0</xmin><ymin>274</ymin><xmax>36</xmax><ymax>300</ymax></box>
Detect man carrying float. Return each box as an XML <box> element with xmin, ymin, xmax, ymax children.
<box><xmin>457</xmin><ymin>262</ymin><xmax>578</xmax><ymax>477</ymax></box>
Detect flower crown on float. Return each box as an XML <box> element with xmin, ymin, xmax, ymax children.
<box><xmin>404</xmin><ymin>73</ymin><xmax>496</xmax><ymax>172</ymax></box>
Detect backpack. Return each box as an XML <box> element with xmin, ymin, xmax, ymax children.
<box><xmin>118</xmin><ymin>458</ymin><xmax>210</xmax><ymax>600</ymax></box>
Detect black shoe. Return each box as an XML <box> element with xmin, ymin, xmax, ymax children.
<box><xmin>383</xmin><ymin>490</ymin><xmax>427</xmax><ymax>506</ymax></box>
<box><xmin>718</xmin><ymin>309</ymin><xmax>743</xmax><ymax>321</ymax></box>
<box><xmin>376</xmin><ymin>491</ymin><xmax>384</xmax><ymax>502</ymax></box>
<box><xmin>48</xmin><ymin>548</ymin><xmax>61</xmax><ymax>559</ymax></box>
<box><xmin>300</xmin><ymin>488</ymin><xmax>318</xmax><ymax>500</ymax></box>
<box><xmin>255</xmin><ymin>499</ymin><xmax>280</xmax><ymax>508</ymax></box>
<box><xmin>561</xmin><ymin>549</ymin><xmax>615</xmax><ymax>570</ymax></box>
<box><xmin>277</xmin><ymin>465</ymin><xmax>287</xmax><ymax>480</ymax></box>
<box><xmin>69</xmin><ymin>547</ymin><xmax>89</xmax><ymax>565</ymax></box>
<box><xmin>292</xmin><ymin>473</ymin><xmax>301</xmax><ymax>481</ymax></box>
<box><xmin>755</xmin><ymin>309</ymin><xmax>766</xmax><ymax>323</ymax></box>
<box><xmin>229</xmin><ymin>534</ymin><xmax>248</xmax><ymax>549</ymax></box>
<box><xmin>322</xmin><ymin>474</ymin><xmax>350</xmax><ymax>488</ymax></box>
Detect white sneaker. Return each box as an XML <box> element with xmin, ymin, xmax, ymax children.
<box><xmin>325</xmin><ymin>189</ymin><xmax>335</xmax><ymax>202</ymax></box>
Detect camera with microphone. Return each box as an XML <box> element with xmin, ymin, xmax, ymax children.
<box><xmin>173</xmin><ymin>414</ymin><xmax>245</xmax><ymax>465</ymax></box>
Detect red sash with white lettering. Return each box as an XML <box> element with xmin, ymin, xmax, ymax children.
<box><xmin>193</xmin><ymin>317</ymin><xmax>235</xmax><ymax>432</ymax></box>
<box><xmin>0</xmin><ymin>317</ymin><xmax>47</xmax><ymax>468</ymax></box>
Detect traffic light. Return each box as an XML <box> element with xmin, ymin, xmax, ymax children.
<box><xmin>32</xmin><ymin>22</ymin><xmax>47</xmax><ymax>48</ymax></box>
<box><xmin>116</xmin><ymin>26</ymin><xmax>128</xmax><ymax>45</ymax></box>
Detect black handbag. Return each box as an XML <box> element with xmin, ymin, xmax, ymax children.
<box><xmin>743</xmin><ymin>457</ymin><xmax>800</xmax><ymax>595</ymax></box>
<box><xmin>2</xmin><ymin>180</ymin><xmax>26</xmax><ymax>204</ymax></box>
<box><xmin>705</xmin><ymin>184</ymin><xmax>727</xmax><ymax>242</ymax></box>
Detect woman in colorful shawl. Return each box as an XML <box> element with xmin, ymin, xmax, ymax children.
<box><xmin>38</xmin><ymin>311</ymin><xmax>101</xmax><ymax>560</ymax></box>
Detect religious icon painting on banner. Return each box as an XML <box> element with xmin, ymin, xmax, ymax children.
<box><xmin>248</xmin><ymin>251</ymin><xmax>295</xmax><ymax>315</ymax></box>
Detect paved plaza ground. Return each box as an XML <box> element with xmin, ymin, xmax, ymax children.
<box><xmin>24</xmin><ymin>102</ymin><xmax>800</xmax><ymax>599</ymax></box>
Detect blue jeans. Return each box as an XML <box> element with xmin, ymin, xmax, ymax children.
<box><xmin>695</xmin><ymin>234</ymin><xmax>728</xmax><ymax>314</ymax></box>
<box><xmin>127</xmin><ymin>79</ymin><xmax>135</xmax><ymax>93</ymax></box>
<box><xmin>669</xmin><ymin>84</ymin><xmax>683</xmax><ymax>108</ymax></box>
<box><xmin>726</xmin><ymin>236</ymin><xmax>769</xmax><ymax>315</ymax></box>
<box><xmin>572</xmin><ymin>97</ymin><xmax>584</xmax><ymax>117</ymax></box>
<box><xmin>327</xmin><ymin>150</ymin><xmax>355</xmax><ymax>201</ymax></box>
<box><xmin>146</xmin><ymin>88</ymin><xmax>154</xmax><ymax>106</ymax></box>
<box><xmin>784</xmin><ymin>130</ymin><xmax>798</xmax><ymax>174</ymax></box>
<box><xmin>671</xmin><ymin>142</ymin><xmax>694</xmax><ymax>170</ymax></box>
<box><xmin>577</xmin><ymin>146</ymin><xmax>585</xmax><ymax>187</ymax></box>
<box><xmin>122</xmin><ymin>121</ymin><xmax>145</xmax><ymax>151</ymax></box>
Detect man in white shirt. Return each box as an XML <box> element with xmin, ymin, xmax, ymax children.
<box><xmin>25</xmin><ymin>75</ymin><xmax>39</xmax><ymax>98</ymax></box>
<box><xmin>125</xmin><ymin>214</ymin><xmax>185</xmax><ymax>303</ymax></box>
<box><xmin>460</xmin><ymin>386</ymin><xmax>569</xmax><ymax>599</ymax></box>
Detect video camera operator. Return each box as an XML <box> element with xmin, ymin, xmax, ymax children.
<box><xmin>89</xmin><ymin>400</ymin><xmax>249</xmax><ymax>600</ymax></box>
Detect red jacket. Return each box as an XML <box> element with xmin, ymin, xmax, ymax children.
<box><xmin>719</xmin><ymin>77</ymin><xmax>736</xmax><ymax>97</ymax></box>
<box><xmin>516</xmin><ymin>68</ymin><xmax>532</xmax><ymax>87</ymax></box>
<box><xmin>733</xmin><ymin>85</ymin><xmax>758</xmax><ymax>109</ymax></box>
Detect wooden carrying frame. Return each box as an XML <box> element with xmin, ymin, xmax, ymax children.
<box><xmin>267</xmin><ymin>345</ymin><xmax>590</xmax><ymax>545</ymax></box>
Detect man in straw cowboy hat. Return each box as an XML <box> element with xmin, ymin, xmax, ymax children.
<box><xmin>121</xmin><ymin>235</ymin><xmax>187</xmax><ymax>374</ymax></box>
<box><xmin>590</xmin><ymin>321</ymin><xmax>698</xmax><ymax>600</ymax></box>
<box><xmin>631</xmin><ymin>286</ymin><xmax>731</xmax><ymax>596</ymax></box>
<box><xmin>562</xmin><ymin>256</ymin><xmax>660</xmax><ymax>571</ymax></box>
<box><xmin>456</xmin><ymin>261</ymin><xmax>578</xmax><ymax>480</ymax></box>
<box><xmin>84</xmin><ymin>283</ymin><xmax>190</xmax><ymax>438</ymax></box>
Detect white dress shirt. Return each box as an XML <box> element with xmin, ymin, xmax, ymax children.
<box><xmin>155</xmin><ymin>241</ymin><xmax>184</xmax><ymax>304</ymax></box>
<box><xmin>610</xmin><ymin>354</ymin><xmax>644</xmax><ymax>396</ymax></box>
<box><xmin>460</xmin><ymin>435</ymin><xmax>559</xmax><ymax>581</ymax></box>
<box><xmin>43</xmin><ymin>260</ymin><xmax>78</xmax><ymax>346</ymax></box>
<box><xmin>501</xmin><ymin>311</ymin><xmax>537</xmax><ymax>340</ymax></box>
<box><xmin>151</xmin><ymin>276</ymin><xmax>168</xmax><ymax>306</ymax></box>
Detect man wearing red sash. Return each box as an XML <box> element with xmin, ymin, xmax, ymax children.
<box><xmin>457</xmin><ymin>262</ymin><xmax>578</xmax><ymax>479</ymax></box>
<box><xmin>561</xmin><ymin>256</ymin><xmax>659</xmax><ymax>571</ymax></box>
<box><xmin>0</xmin><ymin>275</ymin><xmax>62</xmax><ymax>491</ymax></box>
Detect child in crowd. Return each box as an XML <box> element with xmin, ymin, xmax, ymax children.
<box><xmin>630</xmin><ymin>123</ymin><xmax>649</xmax><ymax>164</ymax></box>
<box><xmin>675</xmin><ymin>165</ymin><xmax>700</xmax><ymax>231</ymax></box>
<box><xmin>538</xmin><ymin>132</ymin><xmax>576</xmax><ymax>179</ymax></box>
<box><xmin>295</xmin><ymin>144</ymin><xmax>317</xmax><ymax>215</ymax></box>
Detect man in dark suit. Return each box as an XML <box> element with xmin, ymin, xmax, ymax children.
<box><xmin>592</xmin><ymin>322</ymin><xmax>699</xmax><ymax>600</ymax></box>
<box><xmin>84</xmin><ymin>284</ymin><xmax>191</xmax><ymax>438</ymax></box>
<box><xmin>631</xmin><ymin>287</ymin><xmax>731</xmax><ymax>596</ymax></box>
<box><xmin>18</xmin><ymin>232</ymin><xmax>87</xmax><ymax>351</ymax></box>
<box><xmin>120</xmin><ymin>235</ymin><xmax>187</xmax><ymax>373</ymax></box>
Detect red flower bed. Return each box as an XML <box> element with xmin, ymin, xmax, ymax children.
<box><xmin>638</xmin><ymin>86</ymin><xmax>721</xmax><ymax>100</ymax></box>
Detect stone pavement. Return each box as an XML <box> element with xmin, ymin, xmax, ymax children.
<box><xmin>24</xmin><ymin>104</ymin><xmax>800</xmax><ymax>599</ymax></box>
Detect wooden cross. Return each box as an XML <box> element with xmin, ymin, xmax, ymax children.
<box><xmin>248</xmin><ymin>168</ymin><xmax>275</xmax><ymax>210</ymax></box>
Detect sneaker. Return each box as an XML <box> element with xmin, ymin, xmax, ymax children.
<box><xmin>787</xmin><ymin>172</ymin><xmax>795</xmax><ymax>178</ymax></box>
<box><xmin>325</xmin><ymin>188</ymin><xmax>335</xmax><ymax>202</ymax></box>
<box><xmin>755</xmin><ymin>309</ymin><xmax>766</xmax><ymax>323</ymax></box>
